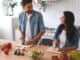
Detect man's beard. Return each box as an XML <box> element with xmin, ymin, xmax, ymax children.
<box><xmin>26</xmin><ymin>10</ymin><xmax>32</xmax><ymax>14</ymax></box>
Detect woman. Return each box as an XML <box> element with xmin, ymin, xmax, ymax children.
<box><xmin>53</xmin><ymin>11</ymin><xmax>79</xmax><ymax>50</ymax></box>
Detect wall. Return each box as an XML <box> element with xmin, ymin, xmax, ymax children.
<box><xmin>0</xmin><ymin>16</ymin><xmax>14</xmax><ymax>40</ymax></box>
<box><xmin>0</xmin><ymin>0</ymin><xmax>4</xmax><ymax>16</ymax></box>
<box><xmin>1</xmin><ymin>0</ymin><xmax>80</xmax><ymax>28</ymax></box>
<box><xmin>42</xmin><ymin>0</ymin><xmax>80</xmax><ymax>28</ymax></box>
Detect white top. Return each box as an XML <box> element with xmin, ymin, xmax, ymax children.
<box><xmin>25</xmin><ymin>14</ymin><xmax>32</xmax><ymax>41</ymax></box>
<box><xmin>59</xmin><ymin>30</ymin><xmax>66</xmax><ymax>48</ymax></box>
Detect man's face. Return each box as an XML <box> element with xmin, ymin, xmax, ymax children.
<box><xmin>23</xmin><ymin>3</ymin><xmax>33</xmax><ymax>13</ymax></box>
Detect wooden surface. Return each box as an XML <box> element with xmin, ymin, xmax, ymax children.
<box><xmin>0</xmin><ymin>39</ymin><xmax>56</xmax><ymax>60</ymax></box>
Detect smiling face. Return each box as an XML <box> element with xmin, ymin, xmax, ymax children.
<box><xmin>23</xmin><ymin>3</ymin><xmax>33</xmax><ymax>13</ymax></box>
<box><xmin>60</xmin><ymin>13</ymin><xmax>66</xmax><ymax>25</ymax></box>
<box><xmin>60</xmin><ymin>16</ymin><xmax>65</xmax><ymax>24</ymax></box>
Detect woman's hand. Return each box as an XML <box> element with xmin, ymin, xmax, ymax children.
<box><xmin>16</xmin><ymin>29</ymin><xmax>24</xmax><ymax>40</ymax></box>
<box><xmin>53</xmin><ymin>40</ymin><xmax>59</xmax><ymax>48</ymax></box>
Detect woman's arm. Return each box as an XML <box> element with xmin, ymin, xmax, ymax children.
<box><xmin>53</xmin><ymin>24</ymin><xmax>64</xmax><ymax>47</ymax></box>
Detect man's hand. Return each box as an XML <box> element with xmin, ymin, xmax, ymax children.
<box><xmin>19</xmin><ymin>33</ymin><xmax>24</xmax><ymax>40</ymax></box>
<box><xmin>16</xmin><ymin>29</ymin><xmax>24</xmax><ymax>40</ymax></box>
<box><xmin>25</xmin><ymin>41</ymin><xmax>34</xmax><ymax>45</ymax></box>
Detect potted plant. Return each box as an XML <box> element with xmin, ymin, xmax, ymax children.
<box><xmin>2</xmin><ymin>0</ymin><xmax>17</xmax><ymax>16</ymax></box>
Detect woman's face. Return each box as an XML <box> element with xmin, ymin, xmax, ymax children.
<box><xmin>60</xmin><ymin>16</ymin><xmax>65</xmax><ymax>24</ymax></box>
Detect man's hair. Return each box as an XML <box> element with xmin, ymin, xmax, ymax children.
<box><xmin>21</xmin><ymin>0</ymin><xmax>32</xmax><ymax>6</ymax></box>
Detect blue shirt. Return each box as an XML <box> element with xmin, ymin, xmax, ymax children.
<box><xmin>18</xmin><ymin>10</ymin><xmax>45</xmax><ymax>40</ymax></box>
<box><xmin>54</xmin><ymin>25</ymin><xmax>80</xmax><ymax>48</ymax></box>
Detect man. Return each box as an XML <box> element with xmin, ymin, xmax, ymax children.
<box><xmin>18</xmin><ymin>0</ymin><xmax>45</xmax><ymax>45</ymax></box>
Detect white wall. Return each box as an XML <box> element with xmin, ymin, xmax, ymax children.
<box><xmin>0</xmin><ymin>16</ymin><xmax>14</xmax><ymax>40</ymax></box>
<box><xmin>0</xmin><ymin>0</ymin><xmax>4</xmax><ymax>16</ymax></box>
<box><xmin>42</xmin><ymin>0</ymin><xmax>80</xmax><ymax>28</ymax></box>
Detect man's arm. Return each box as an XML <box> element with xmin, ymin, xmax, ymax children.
<box><xmin>18</xmin><ymin>13</ymin><xmax>24</xmax><ymax>40</ymax></box>
<box><xmin>32</xmin><ymin>13</ymin><xmax>45</xmax><ymax>42</ymax></box>
<box><xmin>25</xmin><ymin>32</ymin><xmax>45</xmax><ymax>45</ymax></box>
<box><xmin>32</xmin><ymin>32</ymin><xmax>45</xmax><ymax>42</ymax></box>
<box><xmin>53</xmin><ymin>25</ymin><xmax>63</xmax><ymax>47</ymax></box>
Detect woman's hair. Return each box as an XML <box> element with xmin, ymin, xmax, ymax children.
<box><xmin>21</xmin><ymin>0</ymin><xmax>32</xmax><ymax>6</ymax></box>
<box><xmin>60</xmin><ymin>11</ymin><xmax>76</xmax><ymax>45</ymax></box>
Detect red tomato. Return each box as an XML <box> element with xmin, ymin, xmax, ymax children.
<box><xmin>2</xmin><ymin>42</ymin><xmax>12</xmax><ymax>55</ymax></box>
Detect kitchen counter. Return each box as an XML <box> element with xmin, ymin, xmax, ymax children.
<box><xmin>0</xmin><ymin>39</ymin><xmax>56</xmax><ymax>60</ymax></box>
<box><xmin>0</xmin><ymin>39</ymin><xmax>80</xmax><ymax>60</ymax></box>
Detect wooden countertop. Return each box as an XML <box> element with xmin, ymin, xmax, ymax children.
<box><xmin>0</xmin><ymin>39</ymin><xmax>56</xmax><ymax>60</ymax></box>
<box><xmin>1</xmin><ymin>39</ymin><xmax>80</xmax><ymax>60</ymax></box>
